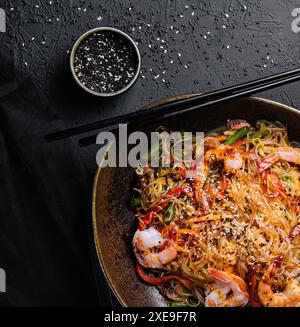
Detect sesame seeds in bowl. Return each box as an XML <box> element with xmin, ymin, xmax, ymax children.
<box><xmin>70</xmin><ymin>27</ymin><xmax>141</xmax><ymax>97</ymax></box>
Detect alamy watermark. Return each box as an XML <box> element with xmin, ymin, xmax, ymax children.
<box><xmin>292</xmin><ymin>8</ymin><xmax>300</xmax><ymax>33</ymax></box>
<box><xmin>0</xmin><ymin>268</ymin><xmax>6</xmax><ymax>293</ymax></box>
<box><xmin>0</xmin><ymin>8</ymin><xmax>5</xmax><ymax>33</ymax></box>
<box><xmin>96</xmin><ymin>125</ymin><xmax>204</xmax><ymax>178</ymax></box>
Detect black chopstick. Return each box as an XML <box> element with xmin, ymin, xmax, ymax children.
<box><xmin>45</xmin><ymin>68</ymin><xmax>300</xmax><ymax>143</ymax></box>
<box><xmin>78</xmin><ymin>69</ymin><xmax>300</xmax><ymax>147</ymax></box>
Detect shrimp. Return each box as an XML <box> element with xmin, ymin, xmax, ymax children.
<box><xmin>227</xmin><ymin>119</ymin><xmax>251</xmax><ymax>130</ymax></box>
<box><xmin>133</xmin><ymin>226</ymin><xmax>178</xmax><ymax>269</ymax></box>
<box><xmin>205</xmin><ymin>145</ymin><xmax>244</xmax><ymax>173</ymax></box>
<box><xmin>258</xmin><ymin>257</ymin><xmax>300</xmax><ymax>307</ymax></box>
<box><xmin>258</xmin><ymin>147</ymin><xmax>300</xmax><ymax>172</ymax></box>
<box><xmin>205</xmin><ymin>268</ymin><xmax>249</xmax><ymax>307</ymax></box>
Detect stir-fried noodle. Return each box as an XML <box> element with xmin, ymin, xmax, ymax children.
<box><xmin>132</xmin><ymin>120</ymin><xmax>300</xmax><ymax>307</ymax></box>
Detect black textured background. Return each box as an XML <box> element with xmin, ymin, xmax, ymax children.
<box><xmin>0</xmin><ymin>0</ymin><xmax>300</xmax><ymax>306</ymax></box>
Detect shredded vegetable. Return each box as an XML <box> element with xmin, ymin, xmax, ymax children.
<box><xmin>132</xmin><ymin>120</ymin><xmax>300</xmax><ymax>307</ymax></box>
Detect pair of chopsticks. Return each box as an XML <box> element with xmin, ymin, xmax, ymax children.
<box><xmin>45</xmin><ymin>68</ymin><xmax>300</xmax><ymax>147</ymax></box>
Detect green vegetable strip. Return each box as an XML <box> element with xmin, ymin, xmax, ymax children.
<box><xmin>164</xmin><ymin>202</ymin><xmax>175</xmax><ymax>223</ymax></box>
<box><xmin>250</xmin><ymin>129</ymin><xmax>269</xmax><ymax>139</ymax></box>
<box><xmin>168</xmin><ymin>301</ymin><xmax>188</xmax><ymax>307</ymax></box>
<box><xmin>224</xmin><ymin>127</ymin><xmax>249</xmax><ymax>146</ymax></box>
<box><xmin>131</xmin><ymin>197</ymin><xmax>141</xmax><ymax>207</ymax></box>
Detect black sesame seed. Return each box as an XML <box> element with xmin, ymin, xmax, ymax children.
<box><xmin>74</xmin><ymin>31</ymin><xmax>138</xmax><ymax>94</ymax></box>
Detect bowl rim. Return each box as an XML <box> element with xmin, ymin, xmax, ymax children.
<box><xmin>70</xmin><ymin>26</ymin><xmax>141</xmax><ymax>97</ymax></box>
<box><xmin>92</xmin><ymin>96</ymin><xmax>300</xmax><ymax>307</ymax></box>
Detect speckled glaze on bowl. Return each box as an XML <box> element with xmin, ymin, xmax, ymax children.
<box><xmin>70</xmin><ymin>27</ymin><xmax>141</xmax><ymax>97</ymax></box>
<box><xmin>92</xmin><ymin>95</ymin><xmax>300</xmax><ymax>307</ymax></box>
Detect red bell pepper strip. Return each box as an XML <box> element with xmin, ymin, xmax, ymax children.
<box><xmin>231</xmin><ymin>139</ymin><xmax>247</xmax><ymax>149</ymax></box>
<box><xmin>219</xmin><ymin>175</ymin><xmax>229</xmax><ymax>196</ymax></box>
<box><xmin>260</xmin><ymin>171</ymin><xmax>286</xmax><ymax>198</ymax></box>
<box><xmin>136</xmin><ymin>263</ymin><xmax>194</xmax><ymax>290</ymax></box>
<box><xmin>247</xmin><ymin>269</ymin><xmax>261</xmax><ymax>307</ymax></box>
<box><xmin>168</xmin><ymin>187</ymin><xmax>184</xmax><ymax>196</ymax></box>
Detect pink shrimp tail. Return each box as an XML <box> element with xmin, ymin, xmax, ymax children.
<box><xmin>208</xmin><ymin>268</ymin><xmax>230</xmax><ymax>284</ymax></box>
<box><xmin>257</xmin><ymin>153</ymin><xmax>278</xmax><ymax>172</ymax></box>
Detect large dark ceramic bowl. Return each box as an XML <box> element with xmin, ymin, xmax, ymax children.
<box><xmin>92</xmin><ymin>95</ymin><xmax>300</xmax><ymax>307</ymax></box>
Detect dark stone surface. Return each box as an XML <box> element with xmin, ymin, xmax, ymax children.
<box><xmin>1</xmin><ymin>0</ymin><xmax>300</xmax><ymax>306</ymax></box>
